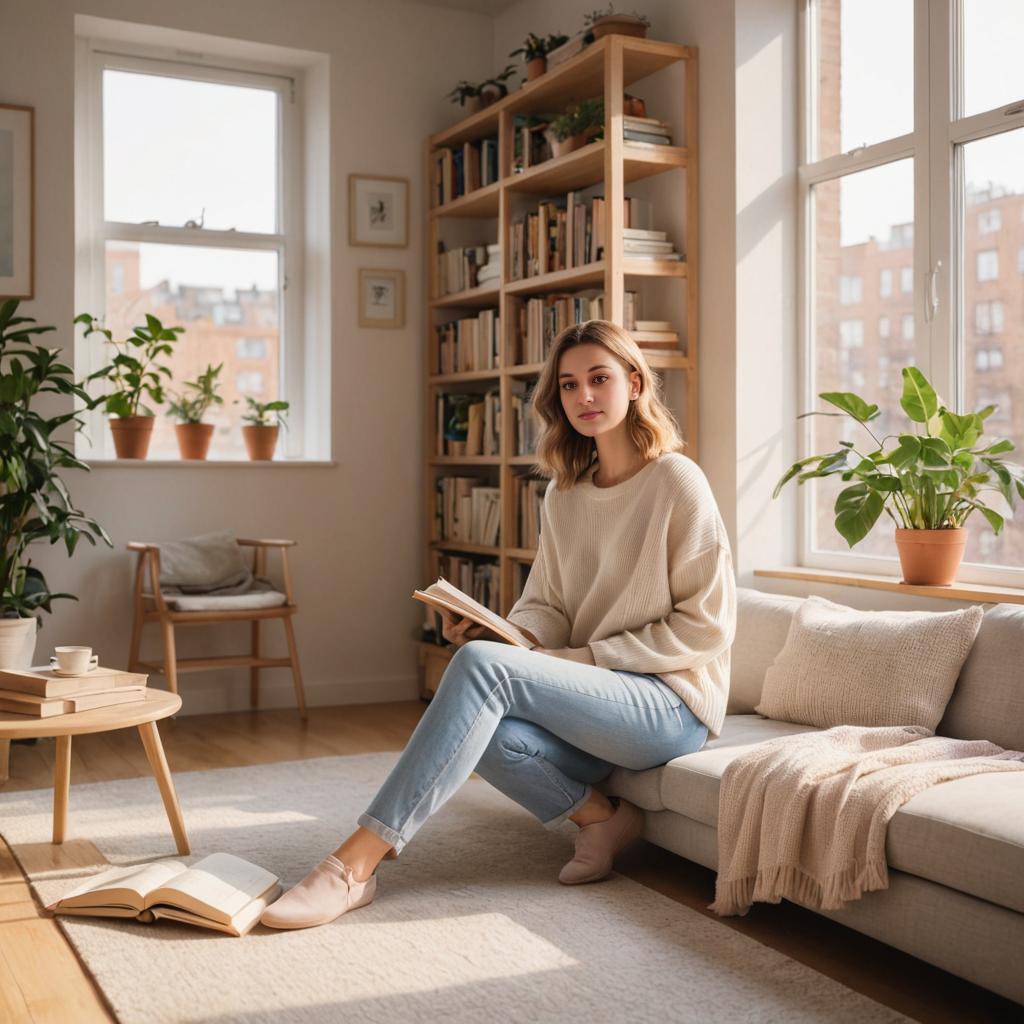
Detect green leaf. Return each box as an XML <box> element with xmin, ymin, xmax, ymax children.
<box><xmin>899</xmin><ymin>366</ymin><xmax>939</xmax><ymax>423</ymax></box>
<box><xmin>834</xmin><ymin>483</ymin><xmax>885</xmax><ymax>547</ymax></box>
<box><xmin>819</xmin><ymin>391</ymin><xmax>880</xmax><ymax>423</ymax></box>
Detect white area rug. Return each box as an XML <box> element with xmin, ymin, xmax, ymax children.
<box><xmin>0</xmin><ymin>753</ymin><xmax>909</xmax><ymax>1023</ymax></box>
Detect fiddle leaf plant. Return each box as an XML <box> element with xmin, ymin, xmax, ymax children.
<box><xmin>0</xmin><ymin>300</ymin><xmax>112</xmax><ymax>619</ymax></box>
<box><xmin>75</xmin><ymin>312</ymin><xmax>184</xmax><ymax>418</ymax></box>
<box><xmin>168</xmin><ymin>363</ymin><xmax>224</xmax><ymax>424</ymax></box>
<box><xmin>773</xmin><ymin>366</ymin><xmax>1024</xmax><ymax>548</ymax></box>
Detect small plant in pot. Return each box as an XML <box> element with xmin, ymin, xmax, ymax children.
<box><xmin>510</xmin><ymin>32</ymin><xmax>569</xmax><ymax>81</ymax></box>
<box><xmin>238</xmin><ymin>396</ymin><xmax>290</xmax><ymax>461</ymax></box>
<box><xmin>546</xmin><ymin>98</ymin><xmax>605</xmax><ymax>158</ymax></box>
<box><xmin>446</xmin><ymin>80</ymin><xmax>483</xmax><ymax>115</ymax></box>
<box><xmin>0</xmin><ymin>300</ymin><xmax>112</xmax><ymax>669</ymax></box>
<box><xmin>773</xmin><ymin>367</ymin><xmax>1024</xmax><ymax>586</ymax></box>
<box><xmin>479</xmin><ymin>65</ymin><xmax>517</xmax><ymax>106</ymax></box>
<box><xmin>76</xmin><ymin>312</ymin><xmax>184</xmax><ymax>459</ymax></box>
<box><xmin>167</xmin><ymin>363</ymin><xmax>224</xmax><ymax>460</ymax></box>
<box><xmin>583</xmin><ymin>5</ymin><xmax>651</xmax><ymax>41</ymax></box>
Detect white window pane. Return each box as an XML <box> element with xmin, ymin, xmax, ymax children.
<box><xmin>962</xmin><ymin>0</ymin><xmax>1024</xmax><ymax>117</ymax></box>
<box><xmin>900</xmin><ymin>266</ymin><xmax>913</xmax><ymax>293</ymax></box>
<box><xmin>815</xmin><ymin>0</ymin><xmax>913</xmax><ymax>159</ymax></box>
<box><xmin>879</xmin><ymin>269</ymin><xmax>892</xmax><ymax>297</ymax></box>
<box><xmin>103</xmin><ymin>70</ymin><xmax>278</xmax><ymax>233</ymax></box>
<box><xmin>811</xmin><ymin>158</ymin><xmax>914</xmax><ymax>558</ymax></box>
<box><xmin>103</xmin><ymin>241</ymin><xmax>281</xmax><ymax>459</ymax></box>
<box><xmin>961</xmin><ymin>128</ymin><xmax>1024</xmax><ymax>568</ymax></box>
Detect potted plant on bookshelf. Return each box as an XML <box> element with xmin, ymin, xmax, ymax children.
<box><xmin>479</xmin><ymin>65</ymin><xmax>517</xmax><ymax>107</ymax></box>
<box><xmin>546</xmin><ymin>98</ymin><xmax>605</xmax><ymax>158</ymax></box>
<box><xmin>76</xmin><ymin>312</ymin><xmax>184</xmax><ymax>460</ymax></box>
<box><xmin>583</xmin><ymin>6</ymin><xmax>651</xmax><ymax>41</ymax></box>
<box><xmin>446</xmin><ymin>79</ymin><xmax>483</xmax><ymax>115</ymax></box>
<box><xmin>773</xmin><ymin>367</ymin><xmax>1024</xmax><ymax>586</ymax></box>
<box><xmin>510</xmin><ymin>32</ymin><xmax>570</xmax><ymax>81</ymax></box>
<box><xmin>0</xmin><ymin>300</ymin><xmax>112</xmax><ymax>669</ymax></box>
<box><xmin>238</xmin><ymin>396</ymin><xmax>290</xmax><ymax>461</ymax></box>
<box><xmin>167</xmin><ymin>363</ymin><xmax>224</xmax><ymax>460</ymax></box>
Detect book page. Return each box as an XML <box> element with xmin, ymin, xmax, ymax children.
<box><xmin>151</xmin><ymin>882</ymin><xmax>280</xmax><ymax>936</ymax></box>
<box><xmin>145</xmin><ymin>852</ymin><xmax>279</xmax><ymax>924</ymax></box>
<box><xmin>54</xmin><ymin>859</ymin><xmax>187</xmax><ymax>912</ymax></box>
<box><xmin>412</xmin><ymin>578</ymin><xmax>533</xmax><ymax>648</ymax></box>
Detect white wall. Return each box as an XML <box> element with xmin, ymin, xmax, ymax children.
<box><xmin>1</xmin><ymin>0</ymin><xmax>494</xmax><ymax>713</ymax></box>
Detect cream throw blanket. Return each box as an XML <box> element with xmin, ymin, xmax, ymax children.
<box><xmin>710</xmin><ymin>725</ymin><xmax>1024</xmax><ymax>917</ymax></box>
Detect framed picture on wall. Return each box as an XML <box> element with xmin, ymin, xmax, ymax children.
<box><xmin>0</xmin><ymin>105</ymin><xmax>34</xmax><ymax>299</ymax></box>
<box><xmin>349</xmin><ymin>174</ymin><xmax>408</xmax><ymax>248</ymax></box>
<box><xmin>358</xmin><ymin>268</ymin><xmax>405</xmax><ymax>328</ymax></box>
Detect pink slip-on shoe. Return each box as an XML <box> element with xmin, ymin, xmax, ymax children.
<box><xmin>260</xmin><ymin>855</ymin><xmax>376</xmax><ymax>930</ymax></box>
<box><xmin>558</xmin><ymin>797</ymin><xmax>644</xmax><ymax>885</ymax></box>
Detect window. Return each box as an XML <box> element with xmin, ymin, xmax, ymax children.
<box><xmin>839</xmin><ymin>319</ymin><xmax>864</xmax><ymax>347</ymax></box>
<box><xmin>839</xmin><ymin>275</ymin><xmax>862</xmax><ymax>305</ymax></box>
<box><xmin>75</xmin><ymin>38</ymin><xmax>311</xmax><ymax>460</ymax></box>
<box><xmin>879</xmin><ymin>268</ymin><xmax>892</xmax><ymax>297</ymax></box>
<box><xmin>802</xmin><ymin>0</ymin><xmax>1024</xmax><ymax>583</ymax></box>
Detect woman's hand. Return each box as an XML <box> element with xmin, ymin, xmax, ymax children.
<box><xmin>439</xmin><ymin>610</ymin><xmax>502</xmax><ymax>648</ymax></box>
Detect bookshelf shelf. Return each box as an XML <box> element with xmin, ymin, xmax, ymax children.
<box><xmin>422</xmin><ymin>35</ymin><xmax>698</xmax><ymax>692</ymax></box>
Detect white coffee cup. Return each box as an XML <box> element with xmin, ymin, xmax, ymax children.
<box><xmin>50</xmin><ymin>646</ymin><xmax>99</xmax><ymax>676</ymax></box>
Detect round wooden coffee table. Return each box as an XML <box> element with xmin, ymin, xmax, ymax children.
<box><xmin>0</xmin><ymin>690</ymin><xmax>190</xmax><ymax>853</ymax></box>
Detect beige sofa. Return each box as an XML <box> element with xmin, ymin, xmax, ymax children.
<box><xmin>601</xmin><ymin>587</ymin><xmax>1024</xmax><ymax>1006</ymax></box>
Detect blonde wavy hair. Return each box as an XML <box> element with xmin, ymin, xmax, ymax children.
<box><xmin>532</xmin><ymin>320</ymin><xmax>686</xmax><ymax>490</ymax></box>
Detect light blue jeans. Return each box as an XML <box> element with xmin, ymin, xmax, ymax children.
<box><xmin>357</xmin><ymin>640</ymin><xmax>709</xmax><ymax>853</ymax></box>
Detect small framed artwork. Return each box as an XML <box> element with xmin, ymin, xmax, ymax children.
<box><xmin>0</xmin><ymin>105</ymin><xmax>34</xmax><ymax>299</ymax></box>
<box><xmin>349</xmin><ymin>174</ymin><xmax>408</xmax><ymax>248</ymax></box>
<box><xmin>358</xmin><ymin>268</ymin><xmax>405</xmax><ymax>328</ymax></box>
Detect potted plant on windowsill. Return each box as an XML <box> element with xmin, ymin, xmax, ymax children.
<box><xmin>546</xmin><ymin>98</ymin><xmax>605</xmax><ymax>158</ymax></box>
<box><xmin>0</xmin><ymin>300</ymin><xmax>112</xmax><ymax>669</ymax></box>
<box><xmin>168</xmin><ymin>363</ymin><xmax>224</xmax><ymax>460</ymax></box>
<box><xmin>510</xmin><ymin>32</ymin><xmax>569</xmax><ymax>82</ymax></box>
<box><xmin>773</xmin><ymin>367</ymin><xmax>1024</xmax><ymax>586</ymax></box>
<box><xmin>238</xmin><ymin>396</ymin><xmax>290</xmax><ymax>461</ymax></box>
<box><xmin>76</xmin><ymin>312</ymin><xmax>184</xmax><ymax>460</ymax></box>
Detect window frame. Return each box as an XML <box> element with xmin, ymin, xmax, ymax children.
<box><xmin>797</xmin><ymin>0</ymin><xmax>1024</xmax><ymax>586</ymax></box>
<box><xmin>74</xmin><ymin>37</ymin><xmax>308</xmax><ymax>460</ymax></box>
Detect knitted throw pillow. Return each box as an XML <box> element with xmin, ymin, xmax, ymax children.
<box><xmin>755</xmin><ymin>595</ymin><xmax>984</xmax><ymax>730</ymax></box>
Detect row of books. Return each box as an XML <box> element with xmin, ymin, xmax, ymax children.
<box><xmin>514</xmin><ymin>290</ymin><xmax>638</xmax><ymax>364</ymax></box>
<box><xmin>0</xmin><ymin>665</ymin><xmax>147</xmax><ymax>718</ymax></box>
<box><xmin>436</xmin><ymin>309</ymin><xmax>500</xmax><ymax>374</ymax></box>
<box><xmin>436</xmin><ymin>477</ymin><xmax>501</xmax><ymax>547</ymax></box>
<box><xmin>511</xmin><ymin>382</ymin><xmax>538</xmax><ymax>456</ymax></box>
<box><xmin>432</xmin><ymin>138</ymin><xmax>499</xmax><ymax>207</ymax></box>
<box><xmin>436</xmin><ymin>390</ymin><xmax>500</xmax><ymax>457</ymax></box>
<box><xmin>435</xmin><ymin>242</ymin><xmax>497</xmax><ymax>296</ymax></box>
<box><xmin>514</xmin><ymin>476</ymin><xmax>546</xmax><ymax>549</ymax></box>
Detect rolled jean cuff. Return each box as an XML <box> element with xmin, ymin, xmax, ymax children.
<box><xmin>357</xmin><ymin>812</ymin><xmax>406</xmax><ymax>853</ymax></box>
<box><xmin>541</xmin><ymin>784</ymin><xmax>593</xmax><ymax>831</ymax></box>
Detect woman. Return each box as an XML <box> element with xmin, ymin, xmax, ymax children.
<box><xmin>261</xmin><ymin>320</ymin><xmax>736</xmax><ymax>930</ymax></box>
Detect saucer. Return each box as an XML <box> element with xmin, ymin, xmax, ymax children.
<box><xmin>51</xmin><ymin>666</ymin><xmax>98</xmax><ymax>678</ymax></box>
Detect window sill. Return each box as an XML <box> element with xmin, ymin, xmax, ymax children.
<box><xmin>754</xmin><ymin>567</ymin><xmax>1024</xmax><ymax>606</ymax></box>
<box><xmin>82</xmin><ymin>459</ymin><xmax>338</xmax><ymax>469</ymax></box>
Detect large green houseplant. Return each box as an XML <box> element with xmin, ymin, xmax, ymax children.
<box><xmin>0</xmin><ymin>300</ymin><xmax>112</xmax><ymax>667</ymax></box>
<box><xmin>774</xmin><ymin>367</ymin><xmax>1024</xmax><ymax>585</ymax></box>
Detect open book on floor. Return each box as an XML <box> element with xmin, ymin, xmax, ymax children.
<box><xmin>413</xmin><ymin>577</ymin><xmax>535</xmax><ymax>648</ymax></box>
<box><xmin>48</xmin><ymin>852</ymin><xmax>281</xmax><ymax>937</ymax></box>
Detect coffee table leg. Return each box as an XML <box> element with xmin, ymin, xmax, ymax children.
<box><xmin>137</xmin><ymin>721</ymin><xmax>191</xmax><ymax>855</ymax></box>
<box><xmin>53</xmin><ymin>735</ymin><xmax>72</xmax><ymax>844</ymax></box>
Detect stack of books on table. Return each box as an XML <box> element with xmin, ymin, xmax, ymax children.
<box><xmin>623</xmin><ymin>227</ymin><xmax>682</xmax><ymax>262</ymax></box>
<box><xmin>0</xmin><ymin>666</ymin><xmax>148</xmax><ymax>717</ymax></box>
<box><xmin>632</xmin><ymin>320</ymin><xmax>680</xmax><ymax>351</ymax></box>
<box><xmin>623</xmin><ymin>115</ymin><xmax>674</xmax><ymax>147</ymax></box>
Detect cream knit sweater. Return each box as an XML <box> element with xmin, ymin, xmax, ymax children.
<box><xmin>506</xmin><ymin>453</ymin><xmax>737</xmax><ymax>737</ymax></box>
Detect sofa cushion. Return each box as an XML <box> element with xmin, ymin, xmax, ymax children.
<box><xmin>728</xmin><ymin>588</ymin><xmax>802</xmax><ymax>714</ymax></box>
<box><xmin>657</xmin><ymin>714</ymin><xmax>1024</xmax><ymax>915</ymax></box>
<box><xmin>939</xmin><ymin>602</ymin><xmax>1024</xmax><ymax>752</ymax></box>
<box><xmin>755</xmin><ymin>596</ymin><xmax>983</xmax><ymax>730</ymax></box>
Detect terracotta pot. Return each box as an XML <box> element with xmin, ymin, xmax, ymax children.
<box><xmin>109</xmin><ymin>416</ymin><xmax>155</xmax><ymax>459</ymax></box>
<box><xmin>479</xmin><ymin>86</ymin><xmax>503</xmax><ymax>108</ymax></box>
<box><xmin>0</xmin><ymin>617</ymin><xmax>38</xmax><ymax>670</ymax></box>
<box><xmin>894</xmin><ymin>527</ymin><xmax>967</xmax><ymax>586</ymax></box>
<box><xmin>175</xmin><ymin>422</ymin><xmax>214</xmax><ymax>460</ymax></box>
<box><xmin>462</xmin><ymin>95</ymin><xmax>482</xmax><ymax>115</ymax></box>
<box><xmin>624</xmin><ymin>94</ymin><xmax>647</xmax><ymax>118</ymax></box>
<box><xmin>591</xmin><ymin>15</ymin><xmax>649</xmax><ymax>40</ymax></box>
<box><xmin>242</xmin><ymin>424</ymin><xmax>280</xmax><ymax>461</ymax></box>
<box><xmin>526</xmin><ymin>56</ymin><xmax>546</xmax><ymax>81</ymax></box>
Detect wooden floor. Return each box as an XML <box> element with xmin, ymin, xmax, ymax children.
<box><xmin>0</xmin><ymin>700</ymin><xmax>1018</xmax><ymax>1024</ymax></box>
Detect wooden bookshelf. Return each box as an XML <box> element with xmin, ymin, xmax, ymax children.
<box><xmin>422</xmin><ymin>35</ymin><xmax>697</xmax><ymax>692</ymax></box>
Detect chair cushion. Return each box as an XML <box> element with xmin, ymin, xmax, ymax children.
<box><xmin>657</xmin><ymin>714</ymin><xmax>1024</xmax><ymax>915</ymax></box>
<box><xmin>156</xmin><ymin>531</ymin><xmax>251</xmax><ymax>590</ymax></box>
<box><xmin>729</xmin><ymin>588</ymin><xmax>802</xmax><ymax>713</ymax></box>
<box><xmin>163</xmin><ymin>590</ymin><xmax>288</xmax><ymax>611</ymax></box>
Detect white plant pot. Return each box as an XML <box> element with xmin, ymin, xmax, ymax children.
<box><xmin>0</xmin><ymin>617</ymin><xmax>39</xmax><ymax>670</ymax></box>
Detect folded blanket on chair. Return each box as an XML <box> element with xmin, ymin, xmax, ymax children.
<box><xmin>710</xmin><ymin>724</ymin><xmax>1024</xmax><ymax>917</ymax></box>
<box><xmin>155</xmin><ymin>531</ymin><xmax>254</xmax><ymax>593</ymax></box>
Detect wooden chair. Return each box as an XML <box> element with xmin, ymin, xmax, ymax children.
<box><xmin>127</xmin><ymin>538</ymin><xmax>308</xmax><ymax>720</ymax></box>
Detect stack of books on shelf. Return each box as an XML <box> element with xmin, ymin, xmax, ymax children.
<box><xmin>436</xmin><ymin>390</ymin><xmax>500</xmax><ymax>456</ymax></box>
<box><xmin>436</xmin><ymin>242</ymin><xmax>493</xmax><ymax>296</ymax></box>
<box><xmin>511</xmin><ymin>381</ymin><xmax>539</xmax><ymax>454</ymax></box>
<box><xmin>476</xmin><ymin>244</ymin><xmax>501</xmax><ymax>287</ymax></box>
<box><xmin>436</xmin><ymin>477</ymin><xmax>501</xmax><ymax>547</ymax></box>
<box><xmin>433</xmin><ymin>138</ymin><xmax>499</xmax><ymax>206</ymax></box>
<box><xmin>515</xmin><ymin>289</ymin><xmax>638</xmax><ymax>364</ymax></box>
<box><xmin>631</xmin><ymin>320</ymin><xmax>680</xmax><ymax>351</ymax></box>
<box><xmin>514</xmin><ymin>476</ymin><xmax>546</xmax><ymax>548</ymax></box>
<box><xmin>623</xmin><ymin>115</ymin><xmax>674</xmax><ymax>147</ymax></box>
<box><xmin>0</xmin><ymin>665</ymin><xmax>147</xmax><ymax>717</ymax></box>
<box><xmin>623</xmin><ymin>227</ymin><xmax>682</xmax><ymax>262</ymax></box>
<box><xmin>436</xmin><ymin>310</ymin><xmax>500</xmax><ymax>374</ymax></box>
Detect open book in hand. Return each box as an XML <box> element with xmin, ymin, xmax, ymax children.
<box><xmin>48</xmin><ymin>852</ymin><xmax>281</xmax><ymax>937</ymax></box>
<box><xmin>413</xmin><ymin>577</ymin><xmax>535</xmax><ymax>648</ymax></box>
